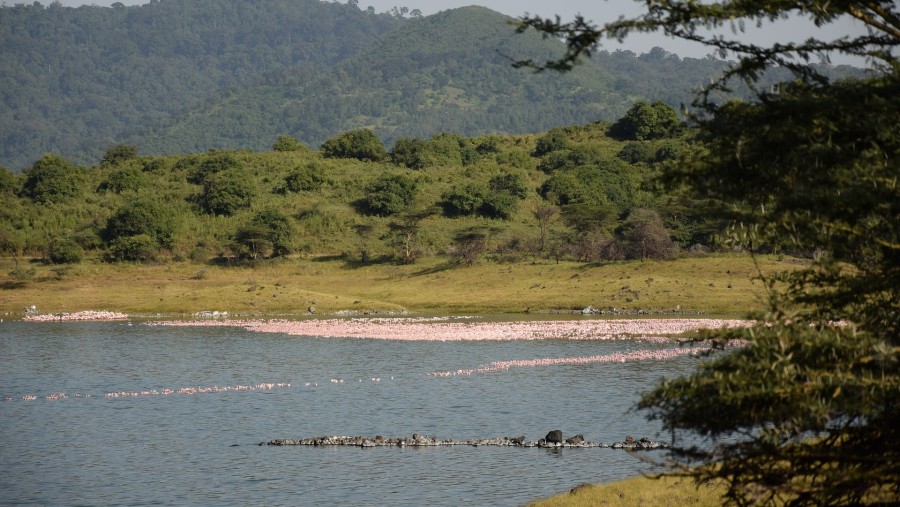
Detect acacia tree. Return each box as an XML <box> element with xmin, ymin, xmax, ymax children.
<box><xmin>519</xmin><ymin>2</ymin><xmax>899</xmax><ymax>505</ymax></box>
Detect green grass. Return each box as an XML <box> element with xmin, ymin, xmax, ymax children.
<box><xmin>0</xmin><ymin>253</ymin><xmax>792</xmax><ymax>316</ymax></box>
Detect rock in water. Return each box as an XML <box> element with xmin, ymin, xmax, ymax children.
<box><xmin>565</xmin><ymin>434</ymin><xmax>584</xmax><ymax>445</ymax></box>
<box><xmin>545</xmin><ymin>430</ymin><xmax>563</xmax><ymax>444</ymax></box>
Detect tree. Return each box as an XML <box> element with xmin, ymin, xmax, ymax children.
<box><xmin>47</xmin><ymin>237</ymin><xmax>83</xmax><ymax>264</ymax></box>
<box><xmin>619</xmin><ymin>208</ymin><xmax>678</xmax><ymax>260</ymax></box>
<box><xmin>532</xmin><ymin>204</ymin><xmax>559</xmax><ymax>256</ymax></box>
<box><xmin>388</xmin><ymin>208</ymin><xmax>435</xmax><ymax>264</ymax></box>
<box><xmin>196</xmin><ymin>172</ymin><xmax>256</xmax><ymax>216</ymax></box>
<box><xmin>19</xmin><ymin>154</ymin><xmax>81</xmax><ymax>204</ymax></box>
<box><xmin>364</xmin><ymin>173</ymin><xmax>417</xmax><ymax>216</ymax></box>
<box><xmin>106</xmin><ymin>234</ymin><xmax>157</xmax><ymax>262</ymax></box>
<box><xmin>518</xmin><ymin>2</ymin><xmax>900</xmax><ymax>505</ymax></box>
<box><xmin>609</xmin><ymin>100</ymin><xmax>684</xmax><ymax>141</ymax></box>
<box><xmin>248</xmin><ymin>209</ymin><xmax>295</xmax><ymax>257</ymax></box>
<box><xmin>441</xmin><ymin>184</ymin><xmax>486</xmax><ymax>217</ymax></box>
<box><xmin>272</xmin><ymin>134</ymin><xmax>307</xmax><ymax>152</ymax></box>
<box><xmin>105</xmin><ymin>200</ymin><xmax>178</xmax><ymax>249</ymax></box>
<box><xmin>97</xmin><ymin>168</ymin><xmax>145</xmax><ymax>193</ymax></box>
<box><xmin>321</xmin><ymin>129</ymin><xmax>388</xmax><ymax>162</ymax></box>
<box><xmin>101</xmin><ymin>144</ymin><xmax>138</xmax><ymax>165</ymax></box>
<box><xmin>282</xmin><ymin>163</ymin><xmax>328</xmax><ymax>193</ymax></box>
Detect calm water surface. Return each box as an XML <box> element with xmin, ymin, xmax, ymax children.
<box><xmin>0</xmin><ymin>319</ymin><xmax>699</xmax><ymax>506</ymax></box>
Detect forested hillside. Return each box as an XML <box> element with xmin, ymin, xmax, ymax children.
<box><xmin>0</xmin><ymin>1</ymin><xmax>864</xmax><ymax>171</ymax></box>
<box><xmin>0</xmin><ymin>0</ymin><xmax>401</xmax><ymax>170</ymax></box>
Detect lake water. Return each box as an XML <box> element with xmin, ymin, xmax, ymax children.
<box><xmin>0</xmin><ymin>318</ymin><xmax>702</xmax><ymax>506</ymax></box>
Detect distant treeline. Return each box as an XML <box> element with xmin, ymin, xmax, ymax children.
<box><xmin>0</xmin><ymin>1</ymin><xmax>863</xmax><ymax>170</ymax></box>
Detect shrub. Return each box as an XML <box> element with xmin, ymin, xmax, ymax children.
<box><xmin>441</xmin><ymin>184</ymin><xmax>485</xmax><ymax>217</ymax></box>
<box><xmin>272</xmin><ymin>134</ymin><xmax>307</xmax><ymax>152</ymax></box>
<box><xmin>321</xmin><ymin>129</ymin><xmax>387</xmax><ymax>162</ymax></box>
<box><xmin>609</xmin><ymin>100</ymin><xmax>684</xmax><ymax>141</ymax></box>
<box><xmin>533</xmin><ymin>128</ymin><xmax>571</xmax><ymax>157</ymax></box>
<box><xmin>364</xmin><ymin>173</ymin><xmax>416</xmax><ymax>216</ymax></box>
<box><xmin>488</xmin><ymin>172</ymin><xmax>528</xmax><ymax>199</ymax></box>
<box><xmin>105</xmin><ymin>200</ymin><xmax>177</xmax><ymax>248</ymax></box>
<box><xmin>97</xmin><ymin>168</ymin><xmax>145</xmax><ymax>193</ymax></box>
<box><xmin>620</xmin><ymin>208</ymin><xmax>678</xmax><ymax>260</ymax></box>
<box><xmin>616</xmin><ymin>142</ymin><xmax>656</xmax><ymax>164</ymax></box>
<box><xmin>283</xmin><ymin>163</ymin><xmax>328</xmax><ymax>193</ymax></box>
<box><xmin>101</xmin><ymin>144</ymin><xmax>138</xmax><ymax>165</ymax></box>
<box><xmin>187</xmin><ymin>152</ymin><xmax>242</xmax><ymax>184</ymax></box>
<box><xmin>0</xmin><ymin>165</ymin><xmax>17</xmax><ymax>194</ymax></box>
<box><xmin>19</xmin><ymin>154</ymin><xmax>81</xmax><ymax>204</ymax></box>
<box><xmin>246</xmin><ymin>209</ymin><xmax>295</xmax><ymax>257</ymax></box>
<box><xmin>391</xmin><ymin>137</ymin><xmax>430</xmax><ymax>169</ymax></box>
<box><xmin>197</xmin><ymin>172</ymin><xmax>256</xmax><ymax>216</ymax></box>
<box><xmin>47</xmin><ymin>237</ymin><xmax>83</xmax><ymax>264</ymax></box>
<box><xmin>449</xmin><ymin>228</ymin><xmax>489</xmax><ymax>265</ymax></box>
<box><xmin>106</xmin><ymin>234</ymin><xmax>158</xmax><ymax>262</ymax></box>
<box><xmin>479</xmin><ymin>193</ymin><xmax>518</xmax><ymax>220</ymax></box>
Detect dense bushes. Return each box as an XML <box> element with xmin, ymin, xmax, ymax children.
<box><xmin>364</xmin><ymin>173</ymin><xmax>417</xmax><ymax>216</ymax></box>
<box><xmin>196</xmin><ymin>172</ymin><xmax>256</xmax><ymax>216</ymax></box>
<box><xmin>0</xmin><ymin>117</ymin><xmax>715</xmax><ymax>266</ymax></box>
<box><xmin>321</xmin><ymin>129</ymin><xmax>388</xmax><ymax>162</ymax></box>
<box><xmin>104</xmin><ymin>200</ymin><xmax>178</xmax><ymax>250</ymax></box>
<box><xmin>609</xmin><ymin>100</ymin><xmax>684</xmax><ymax>141</ymax></box>
<box><xmin>232</xmin><ymin>210</ymin><xmax>296</xmax><ymax>260</ymax></box>
<box><xmin>19</xmin><ymin>154</ymin><xmax>82</xmax><ymax>204</ymax></box>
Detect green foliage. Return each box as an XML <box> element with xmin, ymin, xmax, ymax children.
<box><xmin>533</xmin><ymin>128</ymin><xmax>572</xmax><ymax>157</ymax></box>
<box><xmin>488</xmin><ymin>172</ymin><xmax>528</xmax><ymax>199</ymax></box>
<box><xmin>272</xmin><ymin>135</ymin><xmax>307</xmax><ymax>152</ymax></box>
<box><xmin>101</xmin><ymin>144</ymin><xmax>138</xmax><ymax>166</ymax></box>
<box><xmin>441</xmin><ymin>184</ymin><xmax>486</xmax><ymax>217</ymax></box>
<box><xmin>47</xmin><ymin>237</ymin><xmax>83</xmax><ymax>264</ymax></box>
<box><xmin>105</xmin><ymin>200</ymin><xmax>177</xmax><ymax>248</ymax></box>
<box><xmin>19</xmin><ymin>154</ymin><xmax>81</xmax><ymax>204</ymax></box>
<box><xmin>321</xmin><ymin>129</ymin><xmax>388</xmax><ymax>162</ymax></box>
<box><xmin>187</xmin><ymin>152</ymin><xmax>243</xmax><ymax>185</ymax></box>
<box><xmin>248</xmin><ymin>209</ymin><xmax>295</xmax><ymax>257</ymax></box>
<box><xmin>106</xmin><ymin>234</ymin><xmax>158</xmax><ymax>263</ymax></box>
<box><xmin>619</xmin><ymin>208</ymin><xmax>678</xmax><ymax>260</ymax></box>
<box><xmin>282</xmin><ymin>163</ymin><xmax>329</xmax><ymax>193</ymax></box>
<box><xmin>0</xmin><ymin>0</ymin><xmax>402</xmax><ymax>170</ymax></box>
<box><xmin>196</xmin><ymin>172</ymin><xmax>256</xmax><ymax>216</ymax></box>
<box><xmin>520</xmin><ymin>1</ymin><xmax>900</xmax><ymax>504</ymax></box>
<box><xmin>97</xmin><ymin>168</ymin><xmax>145</xmax><ymax>193</ymax></box>
<box><xmin>609</xmin><ymin>100</ymin><xmax>684</xmax><ymax>141</ymax></box>
<box><xmin>0</xmin><ymin>166</ymin><xmax>16</xmax><ymax>194</ymax></box>
<box><xmin>391</xmin><ymin>137</ymin><xmax>433</xmax><ymax>169</ymax></box>
<box><xmin>616</xmin><ymin>142</ymin><xmax>656</xmax><ymax>164</ymax></box>
<box><xmin>363</xmin><ymin>173</ymin><xmax>416</xmax><ymax>216</ymax></box>
<box><xmin>478</xmin><ymin>192</ymin><xmax>518</xmax><ymax>220</ymax></box>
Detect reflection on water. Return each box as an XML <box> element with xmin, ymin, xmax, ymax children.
<box><xmin>0</xmin><ymin>320</ymin><xmax>699</xmax><ymax>506</ymax></box>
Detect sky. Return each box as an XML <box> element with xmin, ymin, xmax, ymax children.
<box><xmin>25</xmin><ymin>0</ymin><xmax>870</xmax><ymax>65</ymax></box>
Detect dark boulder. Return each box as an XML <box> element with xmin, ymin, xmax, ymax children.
<box><xmin>544</xmin><ymin>430</ymin><xmax>563</xmax><ymax>444</ymax></box>
<box><xmin>565</xmin><ymin>434</ymin><xmax>584</xmax><ymax>445</ymax></box>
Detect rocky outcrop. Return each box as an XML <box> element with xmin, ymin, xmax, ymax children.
<box><xmin>265</xmin><ymin>433</ymin><xmax>669</xmax><ymax>450</ymax></box>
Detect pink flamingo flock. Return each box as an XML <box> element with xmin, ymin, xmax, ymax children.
<box><xmin>11</xmin><ymin>314</ymin><xmax>752</xmax><ymax>402</ymax></box>
<box><xmin>5</xmin><ymin>383</ymin><xmax>291</xmax><ymax>402</ymax></box>
<box><xmin>23</xmin><ymin>310</ymin><xmax>129</xmax><ymax>322</ymax></box>
<box><xmin>147</xmin><ymin>317</ymin><xmax>752</xmax><ymax>342</ymax></box>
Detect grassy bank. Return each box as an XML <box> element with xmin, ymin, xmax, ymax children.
<box><xmin>1</xmin><ymin>253</ymin><xmax>792</xmax><ymax>317</ymax></box>
<box><xmin>527</xmin><ymin>475</ymin><xmax>726</xmax><ymax>507</ymax></box>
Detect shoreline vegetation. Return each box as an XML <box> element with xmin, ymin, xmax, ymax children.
<box><xmin>1</xmin><ymin>253</ymin><xmax>788</xmax><ymax>318</ymax></box>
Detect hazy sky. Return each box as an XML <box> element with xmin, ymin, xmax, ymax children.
<box><xmin>27</xmin><ymin>0</ymin><xmax>869</xmax><ymax>64</ymax></box>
